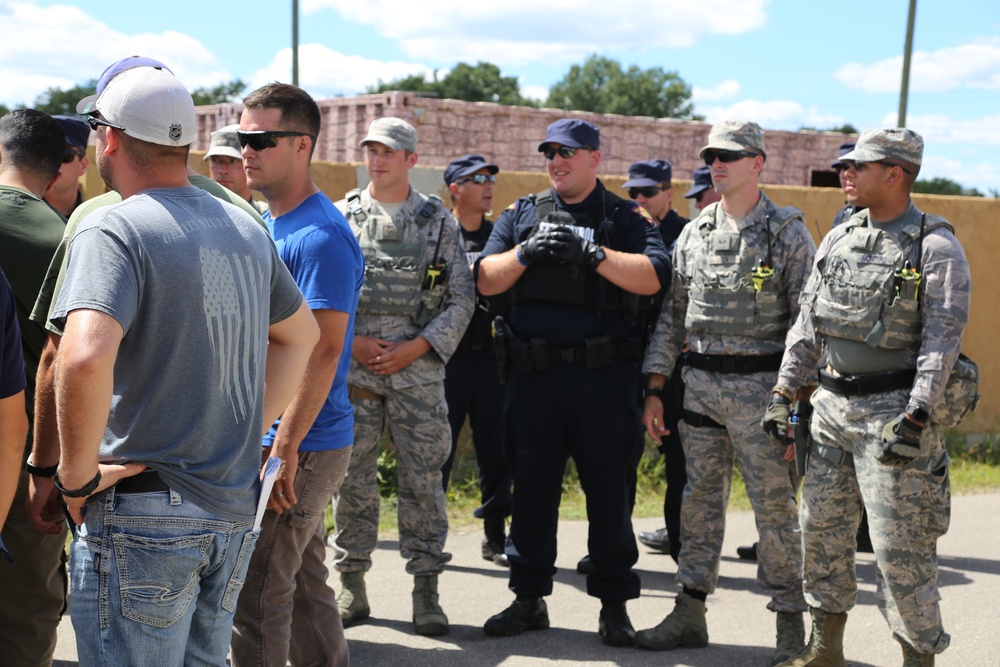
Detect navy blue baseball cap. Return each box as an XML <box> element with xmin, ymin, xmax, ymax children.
<box><xmin>684</xmin><ymin>166</ymin><xmax>714</xmax><ymax>199</ymax></box>
<box><xmin>53</xmin><ymin>115</ymin><xmax>90</xmax><ymax>149</ymax></box>
<box><xmin>538</xmin><ymin>118</ymin><xmax>600</xmax><ymax>151</ymax></box>
<box><xmin>76</xmin><ymin>55</ymin><xmax>174</xmax><ymax>114</ymax></box>
<box><xmin>831</xmin><ymin>142</ymin><xmax>856</xmax><ymax>168</ymax></box>
<box><xmin>623</xmin><ymin>159</ymin><xmax>672</xmax><ymax>188</ymax></box>
<box><xmin>444</xmin><ymin>153</ymin><xmax>499</xmax><ymax>185</ymax></box>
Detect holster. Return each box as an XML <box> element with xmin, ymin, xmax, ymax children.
<box><xmin>792</xmin><ymin>399</ymin><xmax>812</xmax><ymax>478</ymax></box>
<box><xmin>492</xmin><ymin>316</ymin><xmax>511</xmax><ymax>384</ymax></box>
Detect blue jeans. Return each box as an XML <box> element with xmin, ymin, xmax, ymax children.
<box><xmin>70</xmin><ymin>484</ymin><xmax>258</xmax><ymax>667</ymax></box>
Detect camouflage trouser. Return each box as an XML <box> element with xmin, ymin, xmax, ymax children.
<box><xmin>677</xmin><ymin>366</ymin><xmax>806</xmax><ymax>613</ymax></box>
<box><xmin>803</xmin><ymin>386</ymin><xmax>951</xmax><ymax>654</ymax></box>
<box><xmin>332</xmin><ymin>382</ymin><xmax>452</xmax><ymax>575</ymax></box>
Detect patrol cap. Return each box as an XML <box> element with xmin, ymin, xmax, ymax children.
<box><xmin>88</xmin><ymin>66</ymin><xmax>195</xmax><ymax>147</ymax></box>
<box><xmin>699</xmin><ymin>120</ymin><xmax>766</xmax><ymax>159</ymax></box>
<box><xmin>623</xmin><ymin>159</ymin><xmax>672</xmax><ymax>188</ymax></box>
<box><xmin>538</xmin><ymin>118</ymin><xmax>600</xmax><ymax>151</ymax></box>
<box><xmin>839</xmin><ymin>129</ymin><xmax>922</xmax><ymax>172</ymax></box>
<box><xmin>444</xmin><ymin>153</ymin><xmax>499</xmax><ymax>185</ymax></box>
<box><xmin>360</xmin><ymin>117</ymin><xmax>417</xmax><ymax>153</ymax></box>
<box><xmin>684</xmin><ymin>165</ymin><xmax>714</xmax><ymax>199</ymax></box>
<box><xmin>831</xmin><ymin>142</ymin><xmax>856</xmax><ymax>169</ymax></box>
<box><xmin>53</xmin><ymin>115</ymin><xmax>90</xmax><ymax>149</ymax></box>
<box><xmin>204</xmin><ymin>124</ymin><xmax>243</xmax><ymax>161</ymax></box>
<box><xmin>76</xmin><ymin>55</ymin><xmax>174</xmax><ymax>114</ymax></box>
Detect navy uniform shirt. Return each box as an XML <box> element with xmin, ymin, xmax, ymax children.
<box><xmin>481</xmin><ymin>180</ymin><xmax>670</xmax><ymax>346</ymax></box>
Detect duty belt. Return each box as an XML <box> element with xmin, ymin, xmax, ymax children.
<box><xmin>682</xmin><ymin>409</ymin><xmax>724</xmax><ymax>429</ymax></box>
<box><xmin>685</xmin><ymin>352</ymin><xmax>783</xmax><ymax>374</ymax></box>
<box><xmin>811</xmin><ymin>441</ymin><xmax>852</xmax><ymax>467</ymax></box>
<box><xmin>509</xmin><ymin>335</ymin><xmax>643</xmax><ymax>373</ymax></box>
<box><xmin>115</xmin><ymin>471</ymin><xmax>169</xmax><ymax>494</ymax></box>
<box><xmin>818</xmin><ymin>368</ymin><xmax>915</xmax><ymax>397</ymax></box>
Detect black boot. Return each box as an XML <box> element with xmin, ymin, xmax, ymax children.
<box><xmin>577</xmin><ymin>554</ymin><xmax>594</xmax><ymax>575</ymax></box>
<box><xmin>484</xmin><ymin>596</ymin><xmax>550</xmax><ymax>636</ymax></box>
<box><xmin>482</xmin><ymin>516</ymin><xmax>509</xmax><ymax>567</ymax></box>
<box><xmin>599</xmin><ymin>601</ymin><xmax>636</xmax><ymax>647</ymax></box>
<box><xmin>737</xmin><ymin>542</ymin><xmax>758</xmax><ymax>561</ymax></box>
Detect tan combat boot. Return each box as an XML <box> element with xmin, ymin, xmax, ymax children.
<box><xmin>774</xmin><ymin>607</ymin><xmax>846</xmax><ymax>667</ymax></box>
<box><xmin>901</xmin><ymin>643</ymin><xmax>935</xmax><ymax>666</ymax></box>
<box><xmin>336</xmin><ymin>571</ymin><xmax>370</xmax><ymax>627</ymax></box>
<box><xmin>772</xmin><ymin>611</ymin><xmax>806</xmax><ymax>665</ymax></box>
<box><xmin>412</xmin><ymin>574</ymin><xmax>449</xmax><ymax>636</ymax></box>
<box><xmin>634</xmin><ymin>592</ymin><xmax>709</xmax><ymax>650</ymax></box>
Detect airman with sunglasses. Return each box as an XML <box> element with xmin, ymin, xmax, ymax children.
<box><xmin>638</xmin><ymin>120</ymin><xmax>815</xmax><ymax>663</ymax></box>
<box><xmin>831</xmin><ymin>142</ymin><xmax>862</xmax><ymax>228</ymax></box>
<box><xmin>44</xmin><ymin>115</ymin><xmax>91</xmax><ymax>218</ymax></box>
<box><xmin>769</xmin><ymin>129</ymin><xmax>971</xmax><ymax>666</ymax></box>
<box><xmin>478</xmin><ymin>118</ymin><xmax>671</xmax><ymax>647</ymax></box>
<box><xmin>683</xmin><ymin>165</ymin><xmax>722</xmax><ymax>214</ymax></box>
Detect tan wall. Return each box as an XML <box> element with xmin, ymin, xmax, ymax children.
<box><xmin>81</xmin><ymin>154</ymin><xmax>1000</xmax><ymax>433</ymax></box>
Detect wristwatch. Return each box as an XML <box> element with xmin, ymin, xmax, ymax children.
<box><xmin>592</xmin><ymin>245</ymin><xmax>607</xmax><ymax>267</ymax></box>
<box><xmin>25</xmin><ymin>456</ymin><xmax>58</xmax><ymax>478</ymax></box>
<box><xmin>909</xmin><ymin>408</ymin><xmax>930</xmax><ymax>425</ymax></box>
<box><xmin>643</xmin><ymin>386</ymin><xmax>665</xmax><ymax>401</ymax></box>
<box><xmin>54</xmin><ymin>469</ymin><xmax>102</xmax><ymax>498</ymax></box>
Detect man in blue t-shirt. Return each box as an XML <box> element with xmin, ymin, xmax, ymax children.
<box><xmin>231</xmin><ymin>83</ymin><xmax>364</xmax><ymax>667</ymax></box>
<box><xmin>0</xmin><ymin>268</ymin><xmax>28</xmax><ymax>557</ymax></box>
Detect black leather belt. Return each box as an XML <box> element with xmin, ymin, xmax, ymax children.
<box><xmin>682</xmin><ymin>409</ymin><xmax>725</xmax><ymax>429</ymax></box>
<box><xmin>115</xmin><ymin>471</ymin><xmax>169</xmax><ymax>494</ymax></box>
<box><xmin>818</xmin><ymin>368</ymin><xmax>915</xmax><ymax>397</ymax></box>
<box><xmin>685</xmin><ymin>352</ymin><xmax>783</xmax><ymax>374</ymax></box>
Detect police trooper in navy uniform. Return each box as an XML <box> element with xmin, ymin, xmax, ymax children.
<box><xmin>440</xmin><ymin>154</ymin><xmax>513</xmax><ymax>567</ymax></box>
<box><xmin>477</xmin><ymin>118</ymin><xmax>670</xmax><ymax>646</ymax></box>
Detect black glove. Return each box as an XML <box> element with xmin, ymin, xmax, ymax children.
<box><xmin>878</xmin><ymin>412</ymin><xmax>924</xmax><ymax>465</ymax></box>
<box><xmin>519</xmin><ymin>227</ymin><xmax>575</xmax><ymax>264</ymax></box>
<box><xmin>762</xmin><ymin>393</ymin><xmax>793</xmax><ymax>444</ymax></box>
<box><xmin>555</xmin><ymin>232</ymin><xmax>605</xmax><ymax>270</ymax></box>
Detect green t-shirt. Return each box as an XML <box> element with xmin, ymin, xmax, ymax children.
<box><xmin>30</xmin><ymin>175</ymin><xmax>267</xmax><ymax>332</ymax></box>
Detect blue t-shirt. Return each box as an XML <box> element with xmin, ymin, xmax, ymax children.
<box><xmin>264</xmin><ymin>192</ymin><xmax>364</xmax><ymax>452</ymax></box>
<box><xmin>0</xmin><ymin>269</ymin><xmax>25</xmax><ymax>399</ymax></box>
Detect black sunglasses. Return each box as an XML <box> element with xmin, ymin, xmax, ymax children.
<box><xmin>541</xmin><ymin>145</ymin><xmax>592</xmax><ymax>160</ymax></box>
<box><xmin>456</xmin><ymin>174</ymin><xmax>496</xmax><ymax>186</ymax></box>
<box><xmin>86</xmin><ymin>114</ymin><xmax>125</xmax><ymax>132</ymax></box>
<box><xmin>703</xmin><ymin>149</ymin><xmax>759</xmax><ymax>166</ymax></box>
<box><xmin>628</xmin><ymin>186</ymin><xmax>667</xmax><ymax>199</ymax></box>
<box><xmin>63</xmin><ymin>146</ymin><xmax>86</xmax><ymax>163</ymax></box>
<box><xmin>843</xmin><ymin>160</ymin><xmax>913</xmax><ymax>176</ymax></box>
<box><xmin>236</xmin><ymin>130</ymin><xmax>315</xmax><ymax>151</ymax></box>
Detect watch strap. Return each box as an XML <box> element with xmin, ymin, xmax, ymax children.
<box><xmin>25</xmin><ymin>457</ymin><xmax>58</xmax><ymax>478</ymax></box>
<box><xmin>54</xmin><ymin>469</ymin><xmax>102</xmax><ymax>498</ymax></box>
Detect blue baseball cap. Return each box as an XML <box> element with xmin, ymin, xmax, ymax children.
<box><xmin>53</xmin><ymin>115</ymin><xmax>90</xmax><ymax>149</ymax></box>
<box><xmin>831</xmin><ymin>142</ymin><xmax>856</xmax><ymax>168</ymax></box>
<box><xmin>538</xmin><ymin>118</ymin><xmax>600</xmax><ymax>151</ymax></box>
<box><xmin>623</xmin><ymin>159</ymin><xmax>672</xmax><ymax>188</ymax></box>
<box><xmin>444</xmin><ymin>154</ymin><xmax>499</xmax><ymax>185</ymax></box>
<box><xmin>76</xmin><ymin>55</ymin><xmax>174</xmax><ymax>114</ymax></box>
<box><xmin>684</xmin><ymin>166</ymin><xmax>714</xmax><ymax>199</ymax></box>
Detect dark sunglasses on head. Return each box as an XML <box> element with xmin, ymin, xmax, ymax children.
<box><xmin>703</xmin><ymin>149</ymin><xmax>759</xmax><ymax>166</ymax></box>
<box><xmin>86</xmin><ymin>114</ymin><xmax>125</xmax><ymax>132</ymax></box>
<box><xmin>236</xmin><ymin>130</ymin><xmax>315</xmax><ymax>151</ymax></box>
<box><xmin>456</xmin><ymin>174</ymin><xmax>496</xmax><ymax>186</ymax></box>
<box><xmin>628</xmin><ymin>186</ymin><xmax>667</xmax><ymax>199</ymax></box>
<box><xmin>542</xmin><ymin>145</ymin><xmax>591</xmax><ymax>160</ymax></box>
<box><xmin>843</xmin><ymin>160</ymin><xmax>913</xmax><ymax>175</ymax></box>
<box><xmin>63</xmin><ymin>146</ymin><xmax>86</xmax><ymax>163</ymax></box>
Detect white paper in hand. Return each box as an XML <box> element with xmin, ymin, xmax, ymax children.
<box><xmin>254</xmin><ymin>457</ymin><xmax>282</xmax><ymax>530</ymax></box>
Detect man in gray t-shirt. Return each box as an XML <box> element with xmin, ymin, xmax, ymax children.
<box><xmin>51</xmin><ymin>64</ymin><xmax>318</xmax><ymax>666</ymax></box>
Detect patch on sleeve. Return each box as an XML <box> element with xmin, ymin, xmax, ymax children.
<box><xmin>636</xmin><ymin>205</ymin><xmax>656</xmax><ymax>226</ymax></box>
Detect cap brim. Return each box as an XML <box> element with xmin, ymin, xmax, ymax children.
<box><xmin>622</xmin><ymin>177</ymin><xmax>660</xmax><ymax>188</ymax></box>
<box><xmin>699</xmin><ymin>140</ymin><xmax>747</xmax><ymax>158</ymax></box>
<box><xmin>538</xmin><ymin>134</ymin><xmax>586</xmax><ymax>151</ymax></box>
<box><xmin>76</xmin><ymin>94</ymin><xmax>99</xmax><ymax>115</ymax></box>
<box><xmin>360</xmin><ymin>134</ymin><xmax>406</xmax><ymax>151</ymax></box>
<box><xmin>204</xmin><ymin>147</ymin><xmax>243</xmax><ymax>161</ymax></box>
<box><xmin>684</xmin><ymin>184</ymin><xmax>710</xmax><ymax>198</ymax></box>
<box><xmin>451</xmin><ymin>163</ymin><xmax>499</xmax><ymax>182</ymax></box>
<box><xmin>838</xmin><ymin>146</ymin><xmax>882</xmax><ymax>163</ymax></box>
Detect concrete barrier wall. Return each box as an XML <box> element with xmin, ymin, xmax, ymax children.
<box><xmin>77</xmin><ymin>150</ymin><xmax>998</xmax><ymax>433</ymax></box>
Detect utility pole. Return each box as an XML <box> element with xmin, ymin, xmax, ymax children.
<box><xmin>898</xmin><ymin>0</ymin><xmax>917</xmax><ymax>127</ymax></box>
<box><xmin>292</xmin><ymin>0</ymin><xmax>299</xmax><ymax>86</ymax></box>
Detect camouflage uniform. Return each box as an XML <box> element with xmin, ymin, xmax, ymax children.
<box><xmin>333</xmin><ymin>187</ymin><xmax>474</xmax><ymax>575</ymax></box>
<box><xmin>644</xmin><ymin>189</ymin><xmax>815</xmax><ymax>612</ymax></box>
<box><xmin>776</xmin><ymin>124</ymin><xmax>971</xmax><ymax>658</ymax></box>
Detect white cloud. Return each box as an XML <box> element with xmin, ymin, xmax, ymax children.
<box><xmin>834</xmin><ymin>38</ymin><xmax>1000</xmax><ymax>93</ymax></box>
<box><xmin>879</xmin><ymin>111</ymin><xmax>1000</xmax><ymax>147</ymax></box>
<box><xmin>248</xmin><ymin>44</ymin><xmax>435</xmax><ymax>99</ymax></box>
<box><xmin>0</xmin><ymin>1</ymin><xmax>233</xmax><ymax>104</ymax></box>
<box><xmin>520</xmin><ymin>85</ymin><xmax>549</xmax><ymax>103</ymax></box>
<box><xmin>302</xmin><ymin>0</ymin><xmax>770</xmax><ymax>65</ymax></box>
<box><xmin>693</xmin><ymin>80</ymin><xmax>742</xmax><ymax>102</ymax></box>
<box><xmin>701</xmin><ymin>99</ymin><xmax>844</xmax><ymax>131</ymax></box>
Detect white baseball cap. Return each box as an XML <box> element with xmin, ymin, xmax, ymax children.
<box><xmin>92</xmin><ymin>66</ymin><xmax>195</xmax><ymax>147</ymax></box>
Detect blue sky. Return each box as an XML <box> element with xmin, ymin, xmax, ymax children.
<box><xmin>2</xmin><ymin>0</ymin><xmax>998</xmax><ymax>193</ymax></box>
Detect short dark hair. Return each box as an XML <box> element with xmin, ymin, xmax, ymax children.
<box><xmin>118</xmin><ymin>132</ymin><xmax>190</xmax><ymax>170</ymax></box>
<box><xmin>242</xmin><ymin>83</ymin><xmax>320</xmax><ymax>157</ymax></box>
<box><xmin>0</xmin><ymin>109</ymin><xmax>66</xmax><ymax>181</ymax></box>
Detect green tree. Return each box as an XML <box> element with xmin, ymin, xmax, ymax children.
<box><xmin>913</xmin><ymin>177</ymin><xmax>984</xmax><ymax>197</ymax></box>
<box><xmin>366</xmin><ymin>72</ymin><xmax>439</xmax><ymax>95</ymax></box>
<box><xmin>365</xmin><ymin>62</ymin><xmax>538</xmax><ymax>106</ymax></box>
<box><xmin>546</xmin><ymin>55</ymin><xmax>702</xmax><ymax>120</ymax></box>
<box><xmin>33</xmin><ymin>81</ymin><xmax>97</xmax><ymax>116</ymax></box>
<box><xmin>191</xmin><ymin>79</ymin><xmax>246</xmax><ymax>106</ymax></box>
<box><xmin>0</xmin><ymin>103</ymin><xmax>11</xmax><ymax>117</ymax></box>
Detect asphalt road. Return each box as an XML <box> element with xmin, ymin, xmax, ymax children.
<box><xmin>53</xmin><ymin>492</ymin><xmax>1000</xmax><ymax>666</ymax></box>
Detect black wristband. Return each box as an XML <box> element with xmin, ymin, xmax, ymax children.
<box><xmin>25</xmin><ymin>457</ymin><xmax>58</xmax><ymax>478</ymax></box>
<box><xmin>54</xmin><ymin>469</ymin><xmax>102</xmax><ymax>498</ymax></box>
<box><xmin>643</xmin><ymin>386</ymin><xmax>665</xmax><ymax>401</ymax></box>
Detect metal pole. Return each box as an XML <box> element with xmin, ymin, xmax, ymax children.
<box><xmin>292</xmin><ymin>0</ymin><xmax>299</xmax><ymax>86</ymax></box>
<box><xmin>898</xmin><ymin>0</ymin><xmax>917</xmax><ymax>127</ymax></box>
